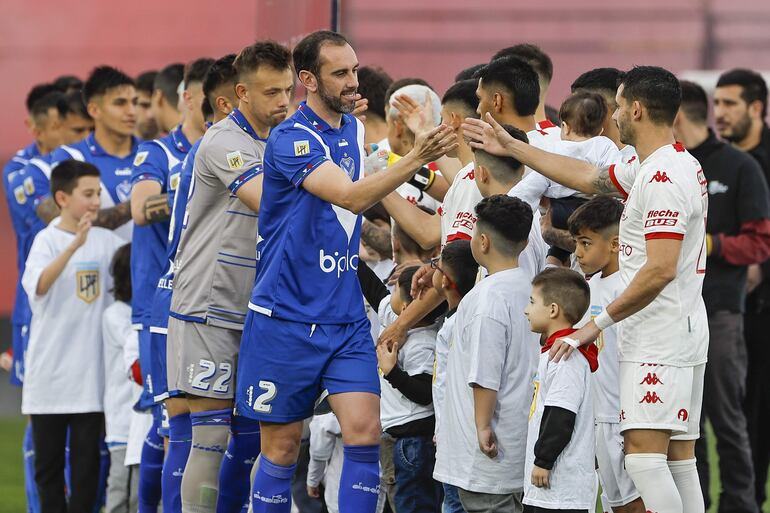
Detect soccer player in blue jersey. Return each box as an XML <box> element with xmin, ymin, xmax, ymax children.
<box><xmin>236</xmin><ymin>31</ymin><xmax>457</xmax><ymax>513</ymax></box>
<box><xmin>45</xmin><ymin>66</ymin><xmax>138</xmax><ymax>238</ymax></box>
<box><xmin>130</xmin><ymin>57</ymin><xmax>212</xmax><ymax>513</ymax></box>
<box><xmin>150</xmin><ymin>63</ymin><xmax>184</xmax><ymax>139</ymax></box>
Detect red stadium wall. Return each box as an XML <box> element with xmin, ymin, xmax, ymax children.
<box><xmin>2</xmin><ymin>0</ymin><xmax>770</xmax><ymax>315</ymax></box>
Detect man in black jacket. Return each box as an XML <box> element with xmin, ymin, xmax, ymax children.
<box><xmin>714</xmin><ymin>69</ymin><xmax>770</xmax><ymax>510</ymax></box>
<box><xmin>674</xmin><ymin>80</ymin><xmax>770</xmax><ymax>513</ymax></box>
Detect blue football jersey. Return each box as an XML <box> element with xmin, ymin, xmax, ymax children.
<box><xmin>129</xmin><ymin>126</ymin><xmax>192</xmax><ymax>326</ymax></box>
<box><xmin>249</xmin><ymin>102</ymin><xmax>367</xmax><ymax>324</ymax></box>
<box><xmin>149</xmin><ymin>138</ymin><xmax>199</xmax><ymax>330</ymax></box>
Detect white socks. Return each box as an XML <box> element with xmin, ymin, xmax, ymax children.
<box><xmin>625</xmin><ymin>453</ymin><xmax>682</xmax><ymax>513</ymax></box>
<box><xmin>668</xmin><ymin>459</ymin><xmax>705</xmax><ymax>513</ymax></box>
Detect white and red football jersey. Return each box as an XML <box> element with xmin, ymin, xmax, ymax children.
<box><xmin>439</xmin><ymin>162</ymin><xmax>482</xmax><ymax>246</ymax></box>
<box><xmin>609</xmin><ymin>143</ymin><xmax>709</xmax><ymax>366</ymax></box>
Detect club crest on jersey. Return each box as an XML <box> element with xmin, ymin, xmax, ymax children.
<box><xmin>226</xmin><ymin>151</ymin><xmax>244</xmax><ymax>170</ymax></box>
<box><xmin>13</xmin><ymin>186</ymin><xmax>26</xmax><ymax>204</ymax></box>
<box><xmin>294</xmin><ymin>140</ymin><xmax>310</xmax><ymax>156</ymax></box>
<box><xmin>23</xmin><ymin>176</ymin><xmax>35</xmax><ymax>195</ymax></box>
<box><xmin>133</xmin><ymin>151</ymin><xmax>149</xmax><ymax>167</ymax></box>
<box><xmin>116</xmin><ymin>180</ymin><xmax>132</xmax><ymax>202</ymax></box>
<box><xmin>76</xmin><ymin>268</ymin><xmax>100</xmax><ymax>303</ymax></box>
<box><xmin>340</xmin><ymin>156</ymin><xmax>355</xmax><ymax>178</ymax></box>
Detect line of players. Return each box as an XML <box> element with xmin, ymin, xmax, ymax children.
<box><xmin>0</xmin><ymin>29</ymin><xmax>733</xmax><ymax>513</ymax></box>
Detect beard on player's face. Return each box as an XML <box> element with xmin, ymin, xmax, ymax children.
<box><xmin>317</xmin><ymin>77</ymin><xmax>357</xmax><ymax>114</ymax></box>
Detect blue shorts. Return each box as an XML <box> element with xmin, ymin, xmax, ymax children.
<box><xmin>149</xmin><ymin>328</ymin><xmax>183</xmax><ymax>404</ymax></box>
<box><xmin>9</xmin><ymin>322</ymin><xmax>26</xmax><ymax>387</ymax></box>
<box><xmin>235</xmin><ymin>311</ymin><xmax>380</xmax><ymax>423</ymax></box>
<box><xmin>135</xmin><ymin>328</ymin><xmax>156</xmax><ymax>411</ymax></box>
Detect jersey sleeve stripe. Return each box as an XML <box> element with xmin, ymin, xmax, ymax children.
<box><xmin>291</xmin><ymin>156</ymin><xmax>329</xmax><ymax>188</ymax></box>
<box><xmin>446</xmin><ymin>232</ymin><xmax>473</xmax><ymax>242</ymax></box>
<box><xmin>644</xmin><ymin>232</ymin><xmax>684</xmax><ymax>241</ymax></box>
<box><xmin>228</xmin><ymin>164</ymin><xmax>264</xmax><ymax>194</ymax></box>
<box><xmin>607</xmin><ymin>164</ymin><xmax>629</xmax><ymax>199</ymax></box>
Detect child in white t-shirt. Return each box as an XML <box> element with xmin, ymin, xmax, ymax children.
<box><xmin>523</xmin><ymin>267</ymin><xmax>596</xmax><ymax>513</ymax></box>
<box><xmin>569</xmin><ymin>197</ymin><xmax>644</xmax><ymax>513</ymax></box>
<box><xmin>433</xmin><ymin>195</ymin><xmax>539</xmax><ymax>513</ymax></box>
<box><xmin>22</xmin><ymin>160</ymin><xmax>124</xmax><ymax>511</ymax></box>
<box><xmin>307</xmin><ymin>412</ymin><xmax>344</xmax><ymax>513</ymax></box>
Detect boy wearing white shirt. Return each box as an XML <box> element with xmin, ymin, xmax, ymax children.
<box><xmin>523</xmin><ymin>268</ymin><xmax>596</xmax><ymax>513</ymax></box>
<box><xmin>434</xmin><ymin>194</ymin><xmax>538</xmax><ymax>513</ymax></box>
<box><xmin>569</xmin><ymin>197</ymin><xmax>644</xmax><ymax>513</ymax></box>
<box><xmin>22</xmin><ymin>160</ymin><xmax>124</xmax><ymax>513</ymax></box>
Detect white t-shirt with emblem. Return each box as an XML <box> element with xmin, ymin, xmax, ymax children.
<box><xmin>433</xmin><ymin>268</ymin><xmax>539</xmax><ymax>494</ymax></box>
<box><xmin>577</xmin><ymin>271</ymin><xmax>623</xmax><ymax>423</ymax></box>
<box><xmin>608</xmin><ymin>143</ymin><xmax>708</xmax><ymax>366</ymax></box>
<box><xmin>524</xmin><ymin>350</ymin><xmax>595</xmax><ymax>509</ymax></box>
<box><xmin>21</xmin><ymin>219</ymin><xmax>125</xmax><ymax>414</ymax></box>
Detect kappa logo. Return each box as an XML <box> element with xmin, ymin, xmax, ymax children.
<box><xmin>649</xmin><ymin>171</ymin><xmax>672</xmax><ymax>183</ymax></box>
<box><xmin>639</xmin><ymin>372</ymin><xmax>663</xmax><ymax>385</ymax></box>
<box><xmin>639</xmin><ymin>391</ymin><xmax>663</xmax><ymax>404</ymax></box>
<box><xmin>294</xmin><ymin>140</ymin><xmax>310</xmax><ymax>156</ymax></box>
<box><xmin>226</xmin><ymin>151</ymin><xmax>244</xmax><ymax>170</ymax></box>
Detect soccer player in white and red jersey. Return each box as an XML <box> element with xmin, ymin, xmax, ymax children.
<box><xmin>464</xmin><ymin>66</ymin><xmax>708</xmax><ymax>513</ymax></box>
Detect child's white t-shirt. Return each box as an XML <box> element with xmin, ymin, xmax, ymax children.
<box><xmin>524</xmin><ymin>349</ymin><xmax>596</xmax><ymax>509</ymax></box>
<box><xmin>21</xmin><ymin>220</ymin><xmax>124</xmax><ymax>414</ymax></box>
<box><xmin>433</xmin><ymin>268</ymin><xmax>538</xmax><ymax>494</ymax></box>
<box><xmin>432</xmin><ymin>311</ymin><xmax>456</xmax><ymax>437</ymax></box>
<box><xmin>102</xmin><ymin>300</ymin><xmax>135</xmax><ymax>444</ymax></box>
<box><xmin>578</xmin><ymin>271</ymin><xmax>623</xmax><ymax>423</ymax></box>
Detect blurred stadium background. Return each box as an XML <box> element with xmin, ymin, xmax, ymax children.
<box><xmin>2</xmin><ymin>0</ymin><xmax>770</xmax><ymax>510</ymax></box>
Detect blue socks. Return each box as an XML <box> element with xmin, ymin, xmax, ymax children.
<box><xmin>339</xmin><ymin>444</ymin><xmax>380</xmax><ymax>513</ymax></box>
<box><xmin>162</xmin><ymin>412</ymin><xmax>192</xmax><ymax>513</ymax></box>
<box><xmin>251</xmin><ymin>456</ymin><xmax>295</xmax><ymax>513</ymax></box>
<box><xmin>216</xmin><ymin>416</ymin><xmax>261</xmax><ymax>513</ymax></box>
<box><xmin>23</xmin><ymin>422</ymin><xmax>41</xmax><ymax>513</ymax></box>
<box><xmin>138</xmin><ymin>416</ymin><xmax>164</xmax><ymax>513</ymax></box>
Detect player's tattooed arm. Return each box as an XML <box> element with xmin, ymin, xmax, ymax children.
<box><xmin>36</xmin><ymin>197</ymin><xmax>61</xmax><ymax>224</ymax></box>
<box><xmin>142</xmin><ymin>193</ymin><xmax>170</xmax><ymax>223</ymax></box>
<box><xmin>592</xmin><ymin>167</ymin><xmax>623</xmax><ymax>197</ymax></box>
<box><xmin>361</xmin><ymin>220</ymin><xmax>393</xmax><ymax>258</ymax></box>
<box><xmin>92</xmin><ymin>200</ymin><xmax>132</xmax><ymax>230</ymax></box>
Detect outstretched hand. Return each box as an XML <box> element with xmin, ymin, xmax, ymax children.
<box><xmin>462</xmin><ymin>113</ymin><xmax>518</xmax><ymax>157</ymax></box>
<box><xmin>412</xmin><ymin>124</ymin><xmax>458</xmax><ymax>164</ymax></box>
<box><xmin>393</xmin><ymin>91</ymin><xmax>436</xmax><ymax>134</ymax></box>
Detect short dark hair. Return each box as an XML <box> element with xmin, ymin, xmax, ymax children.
<box><xmin>203</xmin><ymin>54</ymin><xmax>237</xmax><ymax>104</ymax></box>
<box><xmin>235</xmin><ymin>41</ymin><xmax>293</xmax><ymax>81</ymax></box>
<box><xmin>679</xmin><ymin>80</ymin><xmax>709</xmax><ymax>125</ymax></box>
<box><xmin>384</xmin><ymin>77</ymin><xmax>432</xmax><ymax>108</ymax></box>
<box><xmin>619</xmin><ymin>66</ymin><xmax>681</xmax><ymax>125</ymax></box>
<box><xmin>571</xmin><ymin>67</ymin><xmax>625</xmax><ymax>96</ymax></box>
<box><xmin>532</xmin><ymin>268</ymin><xmax>590</xmax><ymax>324</ymax></box>
<box><xmin>135</xmin><ymin>70</ymin><xmax>157</xmax><ymax>95</ymax></box>
<box><xmin>440</xmin><ymin>240</ymin><xmax>478</xmax><ymax>297</ymax></box>
<box><xmin>396</xmin><ymin>265</ymin><xmax>447</xmax><ymax>324</ymax></box>
<box><xmin>476</xmin><ymin>56</ymin><xmax>540</xmax><ymax>117</ymax></box>
<box><xmin>83</xmin><ymin>66</ymin><xmax>135</xmax><ymax>104</ymax></box>
<box><xmin>201</xmin><ymin>96</ymin><xmax>214</xmax><ymax>120</ymax></box>
<box><xmin>110</xmin><ymin>243</ymin><xmax>132</xmax><ymax>303</ymax></box>
<box><xmin>568</xmin><ymin>195</ymin><xmax>624</xmax><ymax>237</ymax></box>
<box><xmin>30</xmin><ymin>91</ymin><xmax>66</xmax><ymax>120</ymax></box>
<box><xmin>559</xmin><ymin>91</ymin><xmax>608</xmax><ymax>137</ymax></box>
<box><xmin>62</xmin><ymin>90</ymin><xmax>91</xmax><ymax>120</ymax></box>
<box><xmin>26</xmin><ymin>83</ymin><xmax>59</xmax><ymax>113</ymax></box>
<box><xmin>492</xmin><ymin>44</ymin><xmax>553</xmax><ymax>84</ymax></box>
<box><xmin>474</xmin><ymin>195</ymin><xmax>532</xmax><ymax>257</ymax></box>
<box><xmin>50</xmin><ymin>160</ymin><xmax>101</xmax><ymax>206</ymax></box>
<box><xmin>153</xmin><ymin>63</ymin><xmax>184</xmax><ymax>106</ymax></box>
<box><xmin>53</xmin><ymin>75</ymin><xmax>83</xmax><ymax>93</ymax></box>
<box><xmin>184</xmin><ymin>58</ymin><xmax>215</xmax><ymax>87</ymax></box>
<box><xmin>442</xmin><ymin>79</ymin><xmax>480</xmax><ymax>116</ymax></box>
<box><xmin>455</xmin><ymin>64</ymin><xmax>486</xmax><ymax>82</ymax></box>
<box><xmin>716</xmin><ymin>68</ymin><xmax>769</xmax><ymax>118</ymax></box>
<box><xmin>292</xmin><ymin>30</ymin><xmax>349</xmax><ymax>78</ymax></box>
<box><xmin>357</xmin><ymin>66</ymin><xmax>393</xmax><ymax>121</ymax></box>
<box><xmin>473</xmin><ymin>124</ymin><xmax>528</xmax><ymax>182</ymax></box>
<box><xmin>393</xmin><ymin>205</ymin><xmax>435</xmax><ymax>260</ymax></box>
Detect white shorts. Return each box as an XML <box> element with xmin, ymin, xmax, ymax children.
<box><xmin>595</xmin><ymin>422</ymin><xmax>640</xmax><ymax>508</ymax></box>
<box><xmin>619</xmin><ymin>362</ymin><xmax>704</xmax><ymax>439</ymax></box>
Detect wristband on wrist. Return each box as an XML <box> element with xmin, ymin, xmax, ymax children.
<box><xmin>594</xmin><ymin>310</ymin><xmax>616</xmax><ymax>330</ymax></box>
<box><xmin>408</xmin><ymin>166</ymin><xmax>436</xmax><ymax>191</ymax></box>
<box><xmin>561</xmin><ymin>337</ymin><xmax>580</xmax><ymax>349</ymax></box>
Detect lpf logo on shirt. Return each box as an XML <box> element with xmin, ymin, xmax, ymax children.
<box><xmin>76</xmin><ymin>264</ymin><xmax>100</xmax><ymax>303</ymax></box>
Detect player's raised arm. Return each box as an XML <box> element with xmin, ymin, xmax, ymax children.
<box><xmin>463</xmin><ymin>113</ymin><xmax>622</xmax><ymax>197</ymax></box>
<box><xmin>301</xmin><ymin>124</ymin><xmax>457</xmax><ymax>214</ymax></box>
